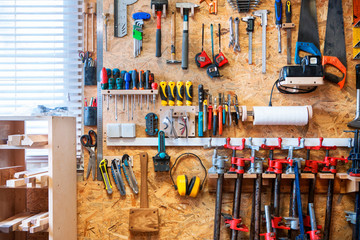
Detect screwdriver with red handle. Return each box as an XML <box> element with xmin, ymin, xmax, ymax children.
<box><xmin>208</xmin><ymin>94</ymin><xmax>213</xmax><ymax>132</ymax></box>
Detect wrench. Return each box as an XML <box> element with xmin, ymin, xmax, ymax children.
<box><xmin>234</xmin><ymin>17</ymin><xmax>240</xmax><ymax>52</ymax></box>
<box><xmin>229</xmin><ymin>17</ymin><xmax>234</xmax><ymax>48</ymax></box>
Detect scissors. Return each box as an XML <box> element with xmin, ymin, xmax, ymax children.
<box><xmin>81</xmin><ymin>130</ymin><xmax>97</xmax><ymax>180</ymax></box>
<box><xmin>79</xmin><ymin>51</ymin><xmax>92</xmax><ymax>64</ymax></box>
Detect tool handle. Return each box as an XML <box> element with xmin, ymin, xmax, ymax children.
<box><xmin>167</xmin><ymin>81</ymin><xmax>176</xmax><ymax>106</ymax></box>
<box><xmin>113</xmin><ymin>68</ymin><xmax>120</xmax><ymax>79</ymax></box>
<box><xmin>140</xmin><ymin>152</ymin><xmax>148</xmax><ymax>208</ymax></box>
<box><xmin>208</xmin><ymin>106</ymin><xmax>213</xmax><ymax>130</ymax></box>
<box><xmin>322</xmin><ymin>56</ymin><xmax>347</xmax><ymax>89</ymax></box>
<box><xmin>218</xmin><ymin>106</ymin><xmax>223</xmax><ymax>135</ymax></box>
<box><xmin>139</xmin><ymin>71</ymin><xmax>144</xmax><ymax>90</ymax></box>
<box><xmin>222</xmin><ymin>107</ymin><xmax>226</xmax><ymax>125</ymax></box>
<box><xmin>203</xmin><ymin>102</ymin><xmax>208</xmax><ymax>133</ymax></box>
<box><xmin>181</xmin><ymin>13</ymin><xmax>189</xmax><ymax>69</ymax></box>
<box><xmin>185</xmin><ymin>81</ymin><xmax>193</xmax><ymax>106</ymax></box>
<box><xmin>171</xmin><ymin>11</ymin><xmax>176</xmax><ymax>46</ymax></box>
<box><xmin>198</xmin><ymin>112</ymin><xmax>204</xmax><ymax>137</ymax></box>
<box><xmin>159</xmin><ymin>81</ymin><xmax>168</xmax><ymax>106</ymax></box>
<box><xmin>210</xmin><ymin>24</ymin><xmax>214</xmax><ymax>59</ymax></box>
<box><xmin>198</xmin><ymin>84</ymin><xmax>204</xmax><ymax>109</ymax></box>
<box><xmin>145</xmin><ymin>70</ymin><xmax>150</xmax><ymax>89</ymax></box>
<box><xmin>275</xmin><ymin>0</ymin><xmax>282</xmax><ymax>25</ymax></box>
<box><xmin>131</xmin><ymin>70</ymin><xmax>138</xmax><ymax>89</ymax></box>
<box><xmin>108</xmin><ymin>78</ymin><xmax>115</xmax><ymax>90</ymax></box>
<box><xmin>356</xmin><ymin>64</ymin><xmax>360</xmax><ymax>90</ymax></box>
<box><xmin>285</xmin><ymin>0</ymin><xmax>291</xmax><ymax>23</ymax></box>
<box><xmin>156</xmin><ymin>11</ymin><xmax>162</xmax><ymax>57</ymax></box>
<box><xmin>213</xmin><ymin>109</ymin><xmax>217</xmax><ymax>136</ymax></box>
<box><xmin>176</xmin><ymin>81</ymin><xmax>184</xmax><ymax>106</ymax></box>
<box><xmin>124</xmin><ymin>73</ymin><xmax>131</xmax><ymax>90</ymax></box>
<box><xmin>246</xmin><ymin>18</ymin><xmax>254</xmax><ymax>32</ymax></box>
<box><xmin>100</xmin><ymin>159</ymin><xmax>113</xmax><ymax>194</ymax></box>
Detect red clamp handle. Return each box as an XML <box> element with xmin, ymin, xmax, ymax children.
<box><xmin>322</xmin><ymin>56</ymin><xmax>347</xmax><ymax>89</ymax></box>
<box><xmin>266</xmin><ymin>158</ymin><xmax>293</xmax><ymax>174</ymax></box>
<box><xmin>304</xmin><ymin>215</ymin><xmax>322</xmax><ymax>230</ymax></box>
<box><xmin>321</xmin><ymin>156</ymin><xmax>348</xmax><ymax>173</ymax></box>
<box><xmin>224</xmin><ymin>138</ymin><xmax>246</xmax><ymax>151</ymax></box>
<box><xmin>261</xmin><ymin>138</ymin><xmax>282</xmax><ymax>150</ymax></box>
<box><xmin>224</xmin><ymin>217</ymin><xmax>249</xmax><ymax>232</ymax></box>
<box><xmin>272</xmin><ymin>216</ymin><xmax>291</xmax><ymax>230</ymax></box>
<box><xmin>260</xmin><ymin>232</ymin><xmax>276</xmax><ymax>240</ymax></box>
<box><xmin>229</xmin><ymin>156</ymin><xmax>254</xmax><ymax>174</ymax></box>
<box><xmin>307</xmin><ymin>230</ymin><xmax>322</xmax><ymax>240</ymax></box>
<box><xmin>305</xmin><ymin>137</ymin><xmax>337</xmax><ymax>151</ymax></box>
<box><xmin>303</xmin><ymin>160</ymin><xmax>321</xmax><ymax>173</ymax></box>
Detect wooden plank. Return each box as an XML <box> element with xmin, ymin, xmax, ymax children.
<box><xmin>318</xmin><ymin>173</ymin><xmax>335</xmax><ymax>179</ymax></box>
<box><xmin>21</xmin><ymin>134</ymin><xmax>48</xmax><ymax>147</ymax></box>
<box><xmin>0</xmin><ymin>212</ymin><xmax>32</xmax><ymax>233</ymax></box>
<box><xmin>0</xmin><ymin>166</ymin><xmax>24</xmax><ymax>185</ymax></box>
<box><xmin>14</xmin><ymin>167</ymin><xmax>48</xmax><ymax>179</ymax></box>
<box><xmin>7</xmin><ymin>135</ymin><xmax>24</xmax><ymax>146</ymax></box>
<box><xmin>48</xmin><ymin>117</ymin><xmax>77</xmax><ymax>240</ymax></box>
<box><xmin>6</xmin><ymin>178</ymin><xmax>26</xmax><ymax>188</ymax></box>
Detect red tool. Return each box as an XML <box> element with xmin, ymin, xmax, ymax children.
<box><xmin>223</xmin><ymin>216</ymin><xmax>248</xmax><ymax>232</ymax></box>
<box><xmin>208</xmin><ymin>95</ymin><xmax>213</xmax><ymax>131</ymax></box>
<box><xmin>218</xmin><ymin>104</ymin><xmax>223</xmax><ymax>135</ymax></box>
<box><xmin>195</xmin><ymin>23</ymin><xmax>212</xmax><ymax>68</ymax></box>
<box><xmin>304</xmin><ymin>216</ymin><xmax>322</xmax><ymax>240</ymax></box>
<box><xmin>214</xmin><ymin>23</ymin><xmax>228</xmax><ymax>68</ymax></box>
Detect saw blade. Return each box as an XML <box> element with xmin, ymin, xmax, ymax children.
<box><xmin>297</xmin><ymin>0</ymin><xmax>320</xmax><ymax>50</ymax></box>
<box><xmin>324</xmin><ymin>0</ymin><xmax>346</xmax><ymax>67</ymax></box>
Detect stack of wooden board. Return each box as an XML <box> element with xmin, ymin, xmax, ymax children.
<box><xmin>0</xmin><ymin>212</ymin><xmax>49</xmax><ymax>234</ymax></box>
<box><xmin>5</xmin><ymin>167</ymin><xmax>48</xmax><ymax>188</ymax></box>
<box><xmin>7</xmin><ymin>134</ymin><xmax>48</xmax><ymax>147</ymax></box>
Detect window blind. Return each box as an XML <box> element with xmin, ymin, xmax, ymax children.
<box><xmin>0</xmin><ymin>0</ymin><xmax>84</xmax><ymax>166</ymax></box>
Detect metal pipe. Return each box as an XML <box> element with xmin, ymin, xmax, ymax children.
<box><xmin>249</xmin><ymin>181</ymin><xmax>256</xmax><ymax>240</ymax></box>
<box><xmin>214</xmin><ymin>173</ymin><xmax>224</xmax><ymax>240</ymax></box>
<box><xmin>231</xmin><ymin>174</ymin><xmax>243</xmax><ymax>240</ymax></box>
<box><xmin>265</xmin><ymin>205</ymin><xmax>272</xmax><ymax>233</ymax></box>
<box><xmin>309</xmin><ymin>203</ymin><xmax>317</xmax><ymax>231</ymax></box>
<box><xmin>288</xmin><ymin>179</ymin><xmax>297</xmax><ymax>239</ymax></box>
<box><xmin>254</xmin><ymin>173</ymin><xmax>262</xmax><ymax>240</ymax></box>
<box><xmin>273</xmin><ymin>174</ymin><xmax>281</xmax><ymax>234</ymax></box>
<box><xmin>323</xmin><ymin>178</ymin><xmax>334</xmax><ymax>240</ymax></box>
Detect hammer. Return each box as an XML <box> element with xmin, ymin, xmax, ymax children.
<box><xmin>176</xmin><ymin>2</ymin><xmax>199</xmax><ymax>70</ymax></box>
<box><xmin>166</xmin><ymin>11</ymin><xmax>181</xmax><ymax>64</ymax></box>
<box><xmin>151</xmin><ymin>0</ymin><xmax>168</xmax><ymax>57</ymax></box>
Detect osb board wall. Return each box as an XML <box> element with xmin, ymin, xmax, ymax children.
<box><xmin>79</xmin><ymin>0</ymin><xmax>357</xmax><ymax>239</ymax></box>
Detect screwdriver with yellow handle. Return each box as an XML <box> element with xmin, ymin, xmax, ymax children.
<box><xmin>185</xmin><ymin>81</ymin><xmax>193</xmax><ymax>106</ymax></box>
<box><xmin>176</xmin><ymin>81</ymin><xmax>184</xmax><ymax>106</ymax></box>
<box><xmin>167</xmin><ymin>81</ymin><xmax>176</xmax><ymax>106</ymax></box>
<box><xmin>159</xmin><ymin>81</ymin><xmax>168</xmax><ymax>106</ymax></box>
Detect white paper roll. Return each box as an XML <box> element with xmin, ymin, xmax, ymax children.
<box><xmin>253</xmin><ymin>106</ymin><xmax>312</xmax><ymax>126</ymax></box>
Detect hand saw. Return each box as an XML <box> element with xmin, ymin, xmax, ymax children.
<box><xmin>322</xmin><ymin>0</ymin><xmax>347</xmax><ymax>89</ymax></box>
<box><xmin>294</xmin><ymin>0</ymin><xmax>321</xmax><ymax>64</ymax></box>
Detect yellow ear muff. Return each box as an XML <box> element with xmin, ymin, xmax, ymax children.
<box><xmin>188</xmin><ymin>176</ymin><xmax>201</xmax><ymax>197</ymax></box>
<box><xmin>177</xmin><ymin>175</ymin><xmax>188</xmax><ymax>196</ymax></box>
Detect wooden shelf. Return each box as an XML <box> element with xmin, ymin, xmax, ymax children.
<box><xmin>337</xmin><ymin>173</ymin><xmax>360</xmax><ymax>193</ymax></box>
<box><xmin>0</xmin><ymin>144</ymin><xmax>48</xmax><ymax>150</ymax></box>
<box><xmin>208</xmin><ymin>173</ymin><xmax>316</xmax><ymax>179</ymax></box>
<box><xmin>102</xmin><ymin>89</ymin><xmax>158</xmax><ymax>95</ymax></box>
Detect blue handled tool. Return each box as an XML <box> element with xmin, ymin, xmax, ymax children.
<box><xmin>275</xmin><ymin>0</ymin><xmax>282</xmax><ymax>53</ymax></box>
<box><xmin>152</xmin><ymin>131</ymin><xmax>170</xmax><ymax>172</ymax></box>
<box><xmin>198</xmin><ymin>85</ymin><xmax>204</xmax><ymax>137</ymax></box>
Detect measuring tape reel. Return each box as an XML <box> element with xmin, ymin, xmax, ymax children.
<box><xmin>170</xmin><ymin>153</ymin><xmax>207</xmax><ymax>197</ymax></box>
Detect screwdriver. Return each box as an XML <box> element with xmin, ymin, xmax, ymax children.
<box><xmin>159</xmin><ymin>81</ymin><xmax>168</xmax><ymax>106</ymax></box>
<box><xmin>203</xmin><ymin>92</ymin><xmax>208</xmax><ymax>133</ymax></box>
<box><xmin>227</xmin><ymin>94</ymin><xmax>232</xmax><ymax>126</ymax></box>
<box><xmin>185</xmin><ymin>81</ymin><xmax>193</xmax><ymax>106</ymax></box>
<box><xmin>208</xmin><ymin>95</ymin><xmax>213</xmax><ymax>131</ymax></box>
<box><xmin>131</xmin><ymin>70</ymin><xmax>138</xmax><ymax>120</ymax></box>
<box><xmin>151</xmin><ymin>82</ymin><xmax>158</xmax><ymax>110</ymax></box>
<box><xmin>275</xmin><ymin>0</ymin><xmax>282</xmax><ymax>53</ymax></box>
<box><xmin>106</xmin><ymin>68</ymin><xmax>112</xmax><ymax>111</ymax></box>
<box><xmin>145</xmin><ymin>70</ymin><xmax>151</xmax><ymax>109</ymax></box>
<box><xmin>167</xmin><ymin>81</ymin><xmax>176</xmax><ymax>106</ymax></box>
<box><xmin>213</xmin><ymin>97</ymin><xmax>217</xmax><ymax>136</ymax></box>
<box><xmin>222</xmin><ymin>93</ymin><xmax>226</xmax><ymax>126</ymax></box>
<box><xmin>139</xmin><ymin>70</ymin><xmax>144</xmax><ymax>110</ymax></box>
<box><xmin>176</xmin><ymin>81</ymin><xmax>184</xmax><ymax>106</ymax></box>
<box><xmin>198</xmin><ymin>84</ymin><xmax>204</xmax><ymax>137</ymax></box>
<box><xmin>218</xmin><ymin>93</ymin><xmax>222</xmax><ymax>135</ymax></box>
<box><xmin>149</xmin><ymin>72</ymin><xmax>155</xmax><ymax>108</ymax></box>
<box><xmin>120</xmin><ymin>70</ymin><xmax>126</xmax><ymax>111</ymax></box>
<box><xmin>234</xmin><ymin>95</ymin><xmax>240</xmax><ymax>120</ymax></box>
<box><xmin>124</xmin><ymin>72</ymin><xmax>131</xmax><ymax>121</ymax></box>
<box><xmin>100</xmin><ymin>68</ymin><xmax>109</xmax><ymax>113</ymax></box>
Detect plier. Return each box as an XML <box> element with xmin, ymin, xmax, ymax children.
<box><xmin>81</xmin><ymin>130</ymin><xmax>97</xmax><ymax>180</ymax></box>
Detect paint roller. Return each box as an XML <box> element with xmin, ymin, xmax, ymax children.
<box><xmin>236</xmin><ymin>105</ymin><xmax>312</xmax><ymax>126</ymax></box>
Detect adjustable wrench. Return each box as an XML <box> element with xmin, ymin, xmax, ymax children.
<box><xmin>229</xmin><ymin>17</ymin><xmax>234</xmax><ymax>48</ymax></box>
<box><xmin>234</xmin><ymin>17</ymin><xmax>240</xmax><ymax>52</ymax></box>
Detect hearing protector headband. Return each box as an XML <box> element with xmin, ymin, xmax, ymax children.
<box><xmin>169</xmin><ymin>153</ymin><xmax>207</xmax><ymax>197</ymax></box>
